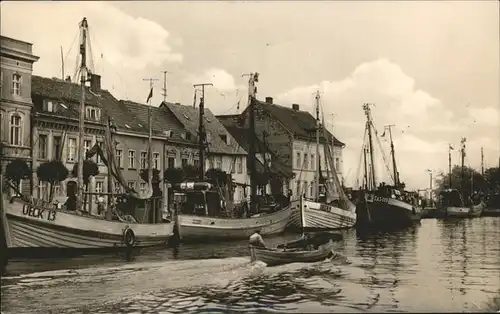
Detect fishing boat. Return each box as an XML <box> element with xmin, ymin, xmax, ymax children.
<box><xmin>355</xmin><ymin>104</ymin><xmax>421</xmax><ymax>230</ymax></box>
<box><xmin>175</xmin><ymin>73</ymin><xmax>292</xmax><ymax>242</ymax></box>
<box><xmin>288</xmin><ymin>91</ymin><xmax>356</xmax><ymax>231</ymax></box>
<box><xmin>438</xmin><ymin>139</ymin><xmax>486</xmax><ymax>218</ymax></box>
<box><xmin>0</xmin><ymin>18</ymin><xmax>177</xmax><ymax>258</ymax></box>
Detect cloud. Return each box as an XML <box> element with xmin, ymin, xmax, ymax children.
<box><xmin>0</xmin><ymin>1</ymin><xmax>182</xmax><ymax>103</ymax></box>
<box><xmin>467</xmin><ymin>106</ymin><xmax>499</xmax><ymax>127</ymax></box>
<box><xmin>188</xmin><ymin>68</ymin><xmax>243</xmax><ymax>92</ymax></box>
<box><xmin>275</xmin><ymin>58</ymin><xmax>496</xmax><ymax>189</ymax></box>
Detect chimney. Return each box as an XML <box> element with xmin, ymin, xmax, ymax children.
<box><xmin>90</xmin><ymin>73</ymin><xmax>101</xmax><ymax>91</ymax></box>
<box><xmin>65</xmin><ymin>76</ymin><xmax>71</xmax><ymax>82</ymax></box>
<box><xmin>265</xmin><ymin>97</ymin><xmax>273</xmax><ymax>104</ymax></box>
<box><xmin>292</xmin><ymin>104</ymin><xmax>300</xmax><ymax>111</ymax></box>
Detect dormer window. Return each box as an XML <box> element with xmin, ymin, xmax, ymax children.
<box><xmin>12</xmin><ymin>73</ymin><xmax>22</xmax><ymax>96</ymax></box>
<box><xmin>85</xmin><ymin>106</ymin><xmax>101</xmax><ymax>121</ymax></box>
<box><xmin>206</xmin><ymin>132</ymin><xmax>212</xmax><ymax>143</ymax></box>
<box><xmin>219</xmin><ymin>134</ymin><xmax>229</xmax><ymax>145</ymax></box>
<box><xmin>43</xmin><ymin>100</ymin><xmax>59</xmax><ymax>113</ymax></box>
<box><xmin>186</xmin><ymin>133</ymin><xmax>192</xmax><ymax>141</ymax></box>
<box><xmin>205</xmin><ymin>117</ymin><xmax>211</xmax><ymax>123</ymax></box>
<box><xmin>182</xmin><ymin>113</ymin><xmax>190</xmax><ymax>120</ymax></box>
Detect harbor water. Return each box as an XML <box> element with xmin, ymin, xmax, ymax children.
<box><xmin>1</xmin><ymin>217</ymin><xmax>499</xmax><ymax>313</ymax></box>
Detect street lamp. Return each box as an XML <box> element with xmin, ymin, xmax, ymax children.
<box><xmin>426</xmin><ymin>169</ymin><xmax>433</xmax><ymax>206</ymax></box>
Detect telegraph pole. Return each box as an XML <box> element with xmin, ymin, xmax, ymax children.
<box><xmin>193</xmin><ymin>83</ymin><xmax>213</xmax><ymax>180</ymax></box>
<box><xmin>161</xmin><ymin>70</ymin><xmax>169</xmax><ymax>102</ymax></box>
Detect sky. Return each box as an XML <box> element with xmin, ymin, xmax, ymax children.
<box><xmin>2</xmin><ymin>1</ymin><xmax>499</xmax><ymax>190</ymax></box>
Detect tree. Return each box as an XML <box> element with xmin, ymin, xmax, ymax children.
<box><xmin>163</xmin><ymin>167</ymin><xmax>185</xmax><ymax>186</ymax></box>
<box><xmin>484</xmin><ymin>167</ymin><xmax>500</xmax><ymax>193</ymax></box>
<box><xmin>183</xmin><ymin>164</ymin><xmax>199</xmax><ymax>180</ymax></box>
<box><xmin>37</xmin><ymin>160</ymin><xmax>69</xmax><ymax>201</ymax></box>
<box><xmin>435</xmin><ymin>165</ymin><xmax>487</xmax><ymax>196</ymax></box>
<box><xmin>5</xmin><ymin>158</ymin><xmax>31</xmax><ymax>195</ymax></box>
<box><xmin>205</xmin><ymin>168</ymin><xmax>228</xmax><ymax>187</ymax></box>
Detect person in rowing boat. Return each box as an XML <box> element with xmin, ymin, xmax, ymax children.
<box><xmin>249</xmin><ymin>230</ymin><xmax>266</xmax><ymax>248</ymax></box>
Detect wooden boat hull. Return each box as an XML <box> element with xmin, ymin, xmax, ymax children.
<box><xmin>250</xmin><ymin>241</ymin><xmax>334</xmax><ymax>266</ymax></box>
<box><xmin>356</xmin><ymin>193</ymin><xmax>421</xmax><ymax>229</ymax></box>
<box><xmin>482</xmin><ymin>208</ymin><xmax>500</xmax><ymax>217</ymax></box>
<box><xmin>3</xmin><ymin>197</ymin><xmax>175</xmax><ymax>250</ymax></box>
<box><xmin>444</xmin><ymin>201</ymin><xmax>484</xmax><ymax>218</ymax></box>
<box><xmin>178</xmin><ymin>205</ymin><xmax>292</xmax><ymax>242</ymax></box>
<box><xmin>287</xmin><ymin>198</ymin><xmax>356</xmax><ymax>231</ymax></box>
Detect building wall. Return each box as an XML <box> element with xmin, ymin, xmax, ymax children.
<box><xmin>0</xmin><ymin>36</ymin><xmax>39</xmax><ymax>195</ymax></box>
<box><xmin>291</xmin><ymin>139</ymin><xmax>344</xmax><ymax>200</ymax></box>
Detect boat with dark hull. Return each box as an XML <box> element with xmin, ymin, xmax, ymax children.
<box><xmin>354</xmin><ymin>104</ymin><xmax>421</xmax><ymax>230</ymax></box>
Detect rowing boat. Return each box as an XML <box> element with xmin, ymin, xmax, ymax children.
<box><xmin>249</xmin><ymin>240</ymin><xmax>335</xmax><ymax>267</ymax></box>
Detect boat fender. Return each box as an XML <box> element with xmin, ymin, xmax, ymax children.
<box><xmin>123</xmin><ymin>227</ymin><xmax>136</xmax><ymax>248</ymax></box>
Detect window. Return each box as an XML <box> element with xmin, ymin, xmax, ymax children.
<box><xmin>38</xmin><ymin>134</ymin><xmax>47</xmax><ymax>159</ymax></box>
<box><xmin>231</xmin><ymin>159</ymin><xmax>236</xmax><ymax>174</ymax></box>
<box><xmin>186</xmin><ymin>133</ymin><xmax>192</xmax><ymax>141</ymax></box>
<box><xmin>216</xmin><ymin>156</ymin><xmax>222</xmax><ymax>169</ymax></box>
<box><xmin>116</xmin><ymin>149</ymin><xmax>123</xmax><ymax>168</ymax></box>
<box><xmin>296</xmin><ymin>152</ymin><xmax>301</xmax><ymax>168</ymax></box>
<box><xmin>83</xmin><ymin>139</ymin><xmax>92</xmax><ymax>154</ymax></box>
<box><xmin>335</xmin><ymin>157</ymin><xmax>340</xmax><ymax>170</ymax></box>
<box><xmin>208</xmin><ymin>158</ymin><xmax>214</xmax><ymax>169</ymax></box>
<box><xmin>304</xmin><ymin>154</ymin><xmax>308</xmax><ymax>170</ymax></box>
<box><xmin>85</xmin><ymin>106</ymin><xmax>101</xmax><ymax>121</ymax></box>
<box><xmin>95</xmin><ymin>181</ymin><xmax>103</xmax><ymax>194</ymax></box>
<box><xmin>53</xmin><ymin>136</ymin><xmax>62</xmax><ymax>160</ymax></box>
<box><xmin>311</xmin><ymin>154</ymin><xmax>315</xmax><ymax>171</ymax></box>
<box><xmin>96</xmin><ymin>141</ymin><xmax>104</xmax><ymax>164</ymax></box>
<box><xmin>236</xmin><ymin>157</ymin><xmax>243</xmax><ymax>174</ymax></box>
<box><xmin>302</xmin><ymin>181</ymin><xmax>307</xmax><ymax>197</ymax></box>
<box><xmin>153</xmin><ymin>153</ymin><xmax>160</xmax><ymax>169</ymax></box>
<box><xmin>182</xmin><ymin>158</ymin><xmax>188</xmax><ymax>167</ymax></box>
<box><xmin>193</xmin><ymin>159</ymin><xmax>199</xmax><ymax>167</ymax></box>
<box><xmin>128</xmin><ymin>150</ymin><xmax>136</xmax><ymax>169</ymax></box>
<box><xmin>67</xmin><ymin>138</ymin><xmax>77</xmax><ymax>162</ymax></box>
<box><xmin>9</xmin><ymin>114</ymin><xmax>22</xmax><ymax>146</ymax></box>
<box><xmin>43</xmin><ymin>100</ymin><xmax>58</xmax><ymax>113</ymax></box>
<box><xmin>238</xmin><ymin>187</ymin><xmax>244</xmax><ymax>201</ymax></box>
<box><xmin>220</xmin><ymin>134</ymin><xmax>228</xmax><ymax>144</ymax></box>
<box><xmin>140</xmin><ymin>151</ymin><xmax>147</xmax><ymax>169</ymax></box>
<box><xmin>127</xmin><ymin>181</ymin><xmax>135</xmax><ymax>190</ymax></box>
<box><xmin>140</xmin><ymin>182</ymin><xmax>147</xmax><ymax>194</ymax></box>
<box><xmin>38</xmin><ymin>181</ymin><xmax>48</xmax><ymax>200</ymax></box>
<box><xmin>295</xmin><ymin>180</ymin><xmax>300</xmax><ymax>196</ymax></box>
<box><xmin>12</xmin><ymin>73</ymin><xmax>22</xmax><ymax>96</ymax></box>
<box><xmin>310</xmin><ymin>182</ymin><xmax>314</xmax><ymax>198</ymax></box>
<box><xmin>167</xmin><ymin>157</ymin><xmax>175</xmax><ymax>168</ymax></box>
<box><xmin>114</xmin><ymin>182</ymin><xmax>122</xmax><ymax>193</ymax></box>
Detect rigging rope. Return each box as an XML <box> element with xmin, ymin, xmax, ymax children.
<box><xmin>371</xmin><ymin>121</ymin><xmax>395</xmax><ymax>184</ymax></box>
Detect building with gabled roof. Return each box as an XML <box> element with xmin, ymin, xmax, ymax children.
<box><xmin>218</xmin><ymin>96</ymin><xmax>346</xmax><ymax>200</ymax></box>
<box><xmin>159</xmin><ymin>101</ymin><xmax>249</xmax><ymax>202</ymax></box>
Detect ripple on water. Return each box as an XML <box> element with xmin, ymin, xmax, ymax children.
<box><xmin>2</xmin><ymin>218</ymin><xmax>500</xmax><ymax>313</ymax></box>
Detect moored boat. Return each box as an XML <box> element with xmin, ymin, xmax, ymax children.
<box><xmin>354</xmin><ymin>104</ymin><xmax>421</xmax><ymax>230</ymax></box>
<box><xmin>287</xmin><ymin>91</ymin><xmax>356</xmax><ymax>231</ymax></box>
<box><xmin>0</xmin><ymin>18</ymin><xmax>177</xmax><ymax>260</ymax></box>
<box><xmin>176</xmin><ymin>73</ymin><xmax>292</xmax><ymax>242</ymax></box>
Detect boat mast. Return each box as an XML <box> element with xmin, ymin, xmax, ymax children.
<box><xmin>460</xmin><ymin>137</ymin><xmax>466</xmax><ymax>192</ymax></box>
<box><xmin>246</xmin><ymin>73</ymin><xmax>259</xmax><ymax>213</ymax></box>
<box><xmin>385</xmin><ymin>124</ymin><xmax>399</xmax><ymax>187</ymax></box>
<box><xmin>314</xmin><ymin>91</ymin><xmax>320</xmax><ymax>201</ymax></box>
<box><xmin>77</xmin><ymin>18</ymin><xmax>89</xmax><ymax>211</ymax></box>
<box><xmin>480</xmin><ymin>147</ymin><xmax>484</xmax><ymax>176</ymax></box>
<box><xmin>363</xmin><ymin>103</ymin><xmax>376</xmax><ymax>190</ymax></box>
<box><xmin>363</xmin><ymin>146</ymin><xmax>369</xmax><ymax>190</ymax></box>
<box><xmin>448</xmin><ymin>144</ymin><xmax>452</xmax><ymax>188</ymax></box>
<box><xmin>193</xmin><ymin>83</ymin><xmax>213</xmax><ymax>180</ymax></box>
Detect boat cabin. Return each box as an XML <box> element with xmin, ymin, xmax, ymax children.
<box><xmin>172</xmin><ymin>182</ymin><xmax>228</xmax><ymax>217</ymax></box>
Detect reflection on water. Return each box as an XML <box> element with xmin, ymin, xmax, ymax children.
<box><xmin>1</xmin><ymin>218</ymin><xmax>499</xmax><ymax>313</ymax></box>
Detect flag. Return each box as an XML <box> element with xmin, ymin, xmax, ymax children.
<box><xmin>381</xmin><ymin>129</ymin><xmax>386</xmax><ymax>137</ymax></box>
<box><xmin>449</xmin><ymin>144</ymin><xmax>454</xmax><ymax>150</ymax></box>
<box><xmin>146</xmin><ymin>87</ymin><xmax>153</xmax><ymax>103</ymax></box>
<box><xmin>192</xmin><ymin>90</ymin><xmax>197</xmax><ymax>108</ymax></box>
